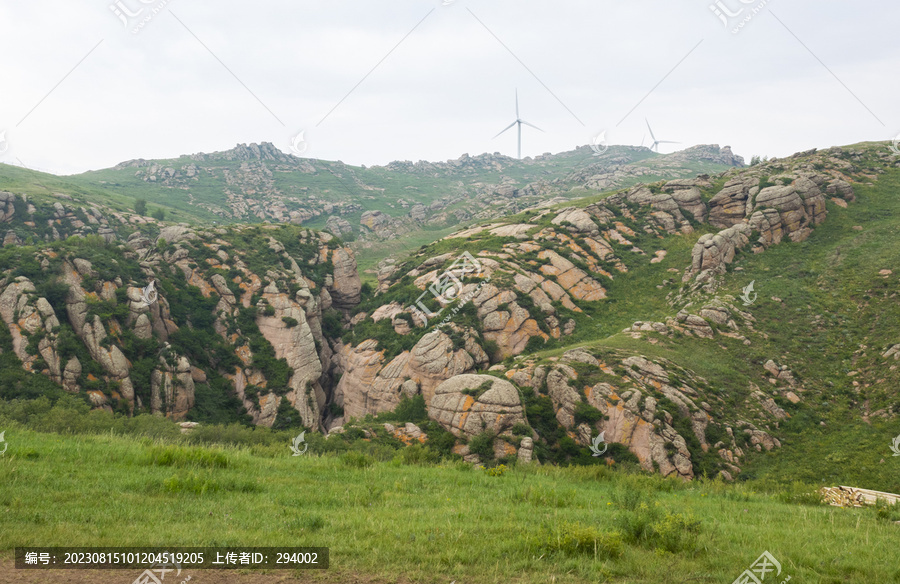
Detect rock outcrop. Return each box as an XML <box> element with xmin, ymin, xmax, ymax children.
<box><xmin>429</xmin><ymin>374</ymin><xmax>527</xmax><ymax>439</ymax></box>
<box><xmin>334</xmin><ymin>330</ymin><xmax>478</xmax><ymax>420</ymax></box>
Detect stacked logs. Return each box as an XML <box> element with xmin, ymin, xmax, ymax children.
<box><xmin>819</xmin><ymin>486</ymin><xmax>900</xmax><ymax>508</ymax></box>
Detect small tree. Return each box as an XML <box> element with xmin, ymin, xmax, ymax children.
<box><xmin>134</xmin><ymin>199</ymin><xmax>147</xmax><ymax>216</ymax></box>
<box><xmin>152</xmin><ymin>208</ymin><xmax>165</xmax><ymax>221</ymax></box>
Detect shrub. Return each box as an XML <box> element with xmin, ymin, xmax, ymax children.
<box><xmin>468</xmin><ymin>431</ymin><xmax>496</xmax><ymax>461</ymax></box>
<box><xmin>376</xmin><ymin>395</ymin><xmax>428</xmax><ymax>424</ymax></box>
<box><xmin>341</xmin><ymin>451</ymin><xmax>375</xmax><ymax>468</ymax></box>
<box><xmin>482</xmin><ymin>340</ymin><xmax>501</xmax><ymax>362</ymax></box>
<box><xmin>573</xmin><ymin>401</ymin><xmax>604</xmax><ymax>425</ymax></box>
<box><xmin>535</xmin><ymin>522</ymin><xmax>623</xmax><ymax>559</ymax></box>
<box><xmin>395</xmin><ymin>443</ymin><xmax>440</xmax><ymax>465</ymax></box>
<box><xmin>322</xmin><ymin>310</ymin><xmax>344</xmax><ymax>338</ymax></box>
<box><xmin>461</xmin><ymin>380</ymin><xmax>494</xmax><ymax>400</ymax></box>
<box><xmin>524</xmin><ymin>335</ymin><xmax>545</xmax><ymax>354</ymax></box>
<box><xmin>272</xmin><ymin>398</ymin><xmax>305</xmax><ymax>431</ymax></box>
<box><xmin>615</xmin><ymin>502</ymin><xmax>702</xmax><ymax>553</ymax></box>
<box><xmin>281</xmin><ymin>316</ymin><xmax>299</xmax><ymax>328</ymax></box>
<box><xmin>511</xmin><ymin>423</ymin><xmax>531</xmax><ymax>436</ymax></box>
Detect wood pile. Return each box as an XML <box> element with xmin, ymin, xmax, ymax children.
<box><xmin>819</xmin><ymin>486</ymin><xmax>900</xmax><ymax>508</ymax></box>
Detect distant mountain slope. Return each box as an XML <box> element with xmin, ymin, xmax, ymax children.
<box><xmin>63</xmin><ymin>142</ymin><xmax>741</xmax><ymax>237</ymax></box>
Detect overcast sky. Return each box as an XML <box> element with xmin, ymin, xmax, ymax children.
<box><xmin>0</xmin><ymin>0</ymin><xmax>897</xmax><ymax>175</ymax></box>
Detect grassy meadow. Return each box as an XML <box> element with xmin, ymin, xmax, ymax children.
<box><xmin>1</xmin><ymin>418</ymin><xmax>899</xmax><ymax>584</ymax></box>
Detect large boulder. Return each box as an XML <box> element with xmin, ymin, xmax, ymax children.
<box><xmin>335</xmin><ymin>330</ymin><xmax>477</xmax><ymax>419</ymax></box>
<box><xmin>428</xmin><ymin>374</ymin><xmax>527</xmax><ymax>439</ymax></box>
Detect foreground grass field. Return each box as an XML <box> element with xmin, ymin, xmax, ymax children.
<box><xmin>1</xmin><ymin>425</ymin><xmax>898</xmax><ymax>584</ymax></box>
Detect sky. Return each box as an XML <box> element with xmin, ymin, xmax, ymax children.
<box><xmin>0</xmin><ymin>0</ymin><xmax>897</xmax><ymax>175</ymax></box>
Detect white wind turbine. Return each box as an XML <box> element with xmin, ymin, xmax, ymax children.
<box><xmin>645</xmin><ymin>118</ymin><xmax>680</xmax><ymax>152</ymax></box>
<box><xmin>494</xmin><ymin>90</ymin><xmax>543</xmax><ymax>159</ymax></box>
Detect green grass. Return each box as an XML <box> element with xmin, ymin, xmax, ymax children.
<box><xmin>1</xmin><ymin>426</ymin><xmax>899</xmax><ymax>583</ymax></box>
<box><xmin>355</xmin><ymin>226</ymin><xmax>460</xmax><ymax>282</ymax></box>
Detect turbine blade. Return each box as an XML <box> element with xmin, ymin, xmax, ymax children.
<box><xmin>645</xmin><ymin>118</ymin><xmax>657</xmax><ymax>142</ymax></box>
<box><xmin>657</xmin><ymin>140</ymin><xmax>680</xmax><ymax>144</ymax></box>
<box><xmin>493</xmin><ymin>121</ymin><xmax>517</xmax><ymax>139</ymax></box>
<box><xmin>515</xmin><ymin>89</ymin><xmax>519</xmax><ymax>118</ymax></box>
<box><xmin>520</xmin><ymin>120</ymin><xmax>544</xmax><ymax>132</ymax></box>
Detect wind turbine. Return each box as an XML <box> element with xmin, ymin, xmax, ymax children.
<box><xmin>494</xmin><ymin>90</ymin><xmax>543</xmax><ymax>159</ymax></box>
<box><xmin>645</xmin><ymin>118</ymin><xmax>680</xmax><ymax>152</ymax></box>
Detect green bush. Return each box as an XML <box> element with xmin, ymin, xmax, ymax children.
<box><xmin>524</xmin><ymin>335</ymin><xmax>545</xmax><ymax>354</ymax></box>
<box><xmin>573</xmin><ymin>401</ymin><xmax>604</xmax><ymax>425</ymax></box>
<box><xmin>482</xmin><ymin>340</ymin><xmax>500</xmax><ymax>362</ymax></box>
<box><xmin>468</xmin><ymin>431</ymin><xmax>496</xmax><ymax>461</ymax></box>
<box><xmin>271</xmin><ymin>398</ymin><xmax>305</xmax><ymax>431</ymax></box>
<box><xmin>340</xmin><ymin>451</ymin><xmax>375</xmax><ymax>468</ymax></box>
<box><xmin>614</xmin><ymin>501</ymin><xmax>702</xmax><ymax>554</ymax></box>
<box><xmin>461</xmin><ymin>380</ymin><xmax>493</xmax><ymax>400</ymax></box>
<box><xmin>375</xmin><ymin>395</ymin><xmax>428</xmax><ymax>424</ymax></box>
<box><xmin>394</xmin><ymin>443</ymin><xmax>440</xmax><ymax>465</ymax></box>
<box><xmin>535</xmin><ymin>522</ymin><xmax>623</xmax><ymax>559</ymax></box>
<box><xmin>511</xmin><ymin>423</ymin><xmax>531</xmax><ymax>436</ymax></box>
<box><xmin>322</xmin><ymin>309</ymin><xmax>344</xmax><ymax>339</ymax></box>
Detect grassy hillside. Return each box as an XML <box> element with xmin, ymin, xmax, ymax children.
<box><xmin>531</xmin><ymin>154</ymin><xmax>900</xmax><ymax>491</ymax></box>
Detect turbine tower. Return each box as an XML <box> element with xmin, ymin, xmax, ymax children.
<box><xmin>494</xmin><ymin>90</ymin><xmax>543</xmax><ymax>159</ymax></box>
<box><xmin>645</xmin><ymin>118</ymin><xmax>680</xmax><ymax>152</ymax></box>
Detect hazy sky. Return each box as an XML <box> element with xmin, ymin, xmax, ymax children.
<box><xmin>0</xmin><ymin>0</ymin><xmax>897</xmax><ymax>175</ymax></box>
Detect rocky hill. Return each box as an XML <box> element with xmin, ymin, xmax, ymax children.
<box><xmin>325</xmin><ymin>142</ymin><xmax>899</xmax><ymax>479</ymax></box>
<box><xmin>63</xmin><ymin>143</ymin><xmax>743</xmax><ymax>270</ymax></box>
<box><xmin>1</xmin><ymin>141</ymin><xmax>898</xmax><ymax>485</ymax></box>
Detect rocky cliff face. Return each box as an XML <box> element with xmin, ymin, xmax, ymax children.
<box><xmin>0</xmin><ymin>197</ymin><xmax>360</xmax><ymax>427</ymax></box>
